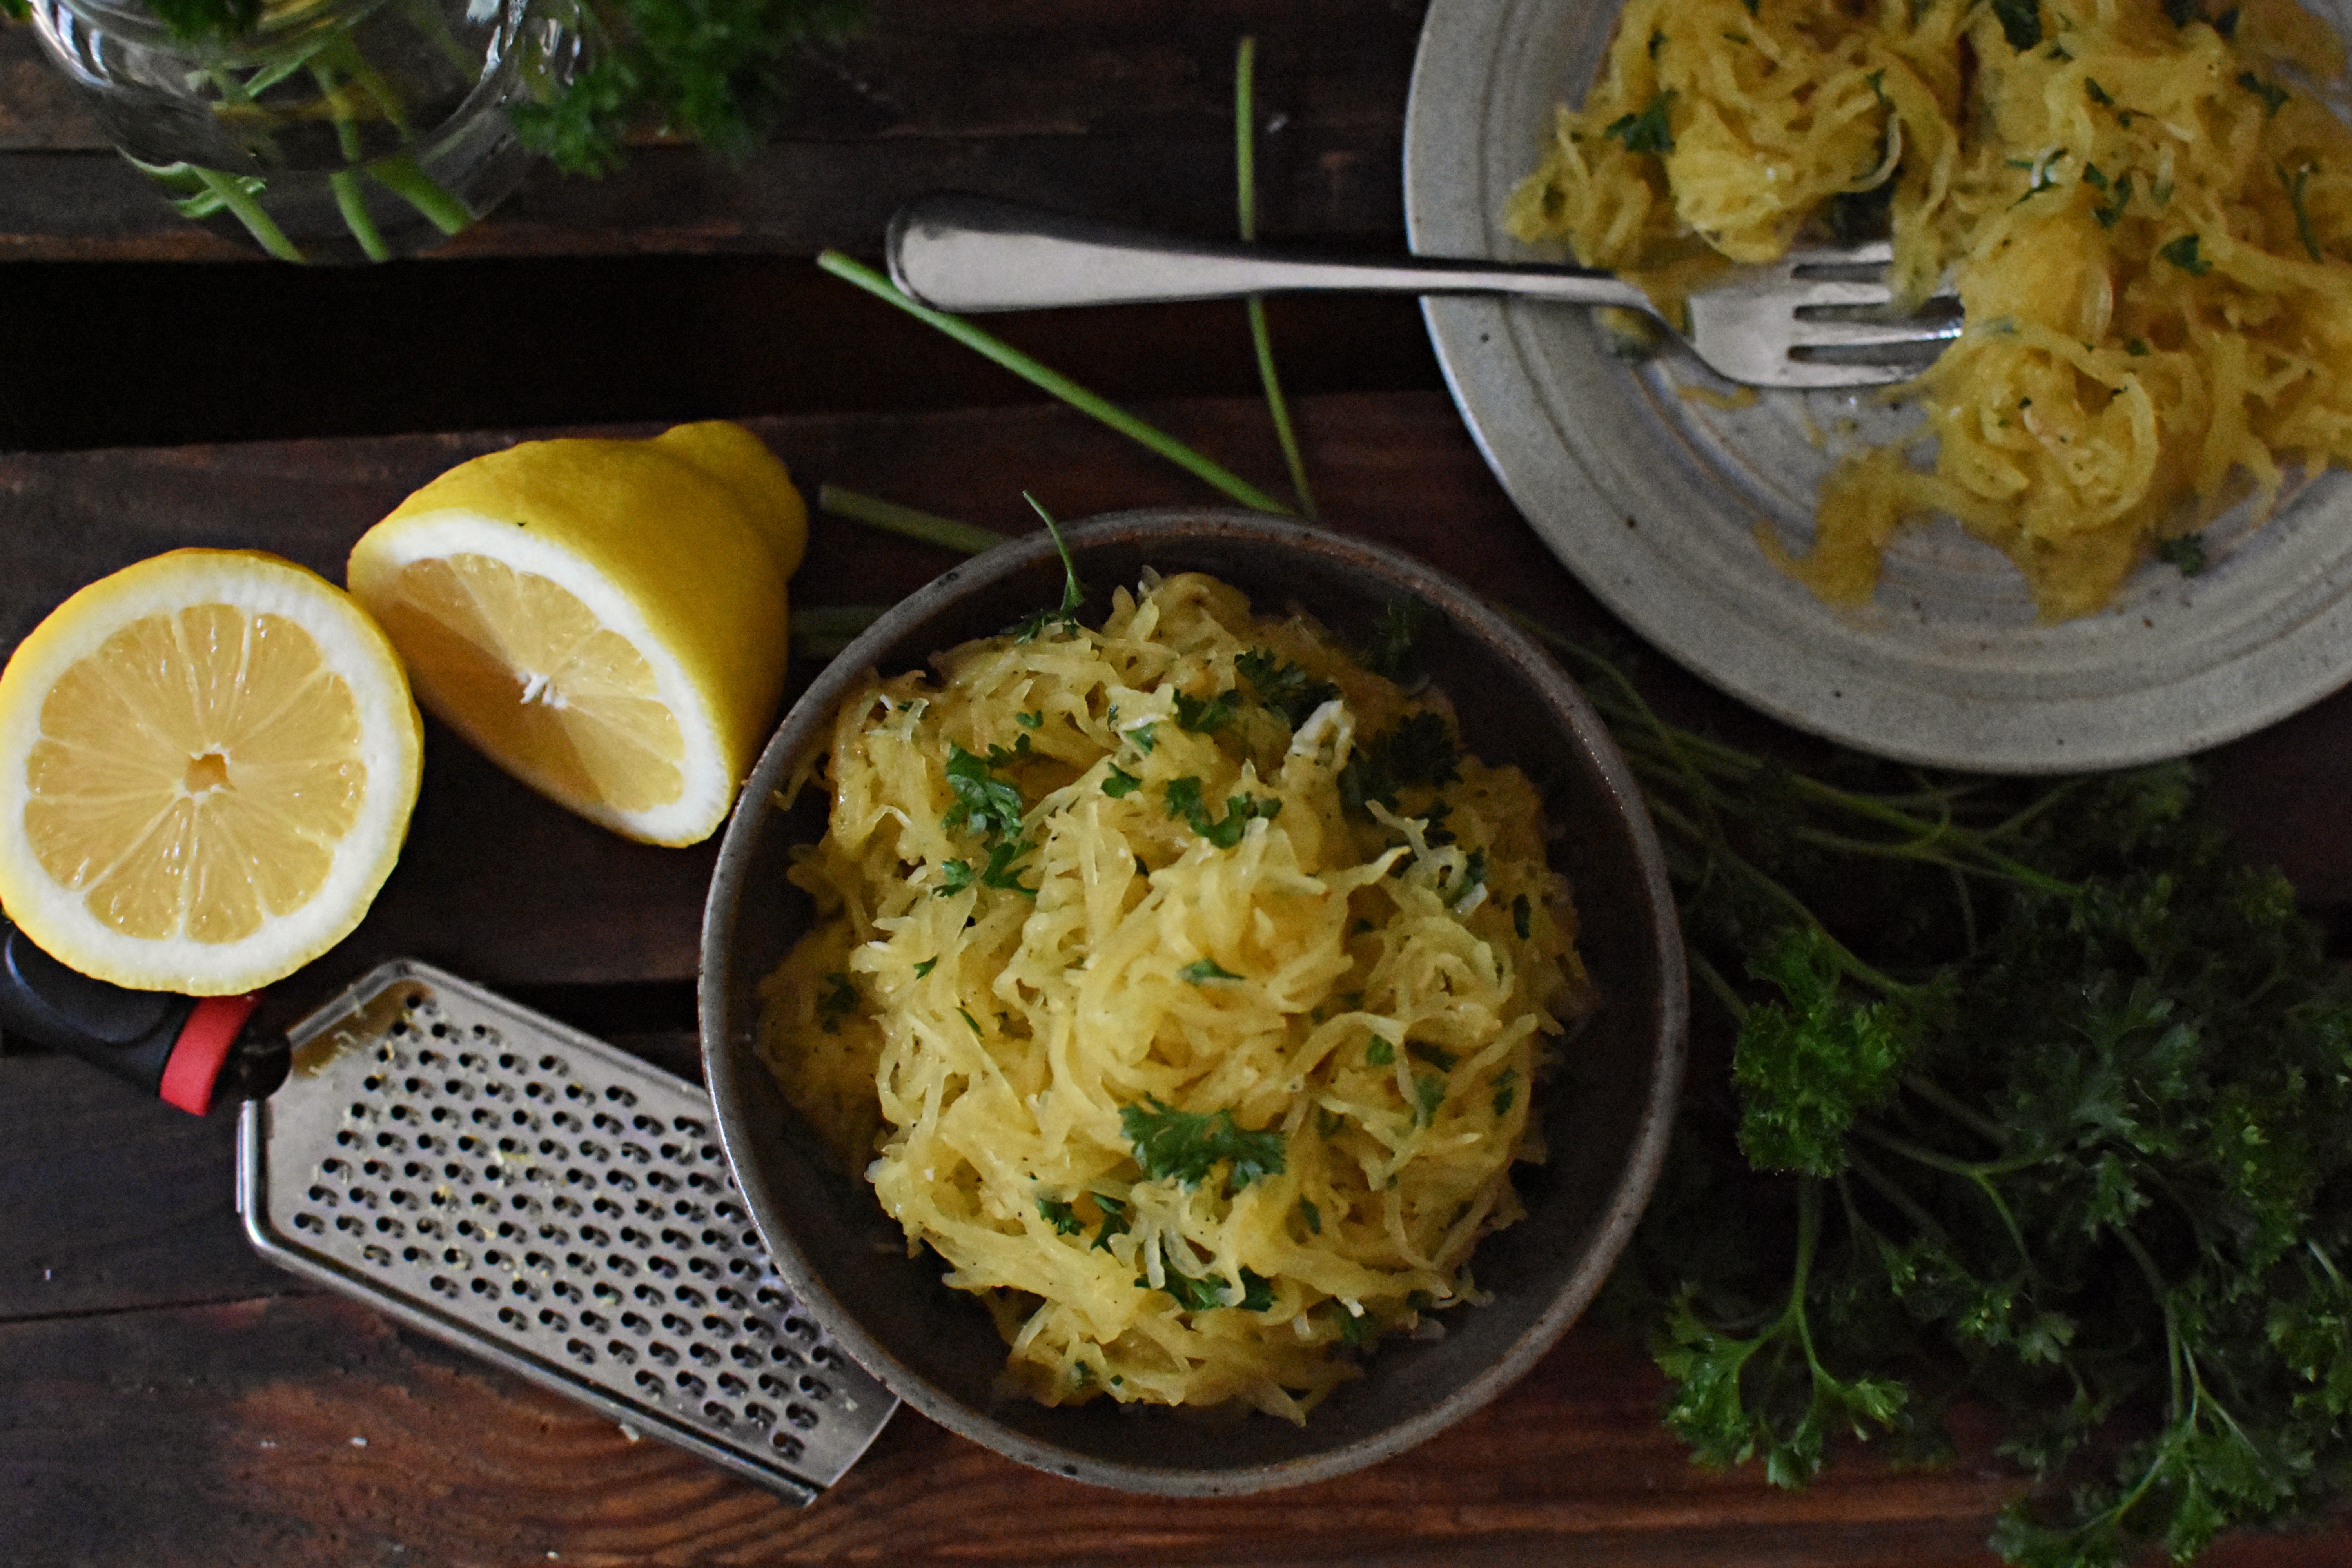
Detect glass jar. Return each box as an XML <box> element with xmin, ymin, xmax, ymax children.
<box><xmin>29</xmin><ymin>0</ymin><xmax>578</xmax><ymax>261</ymax></box>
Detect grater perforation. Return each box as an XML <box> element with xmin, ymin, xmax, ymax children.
<box><xmin>238</xmin><ymin>958</ymin><xmax>896</xmax><ymax>1499</ymax></box>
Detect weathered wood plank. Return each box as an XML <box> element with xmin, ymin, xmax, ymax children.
<box><xmin>0</xmin><ymin>390</ymin><xmax>1584</xmax><ymax>989</ymax></box>
<box><xmin>4</xmin><ymin>1290</ymin><xmax>2345</xmax><ymax>1566</ymax></box>
<box><xmin>0</xmin><ymin>0</ymin><xmax>1421</xmax><ymax>261</ymax></box>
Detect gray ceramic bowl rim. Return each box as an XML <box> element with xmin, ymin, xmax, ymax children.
<box><xmin>700</xmin><ymin>507</ymin><xmax>1688</xmax><ymax>1494</ymax></box>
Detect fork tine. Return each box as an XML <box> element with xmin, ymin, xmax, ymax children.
<box><xmin>1791</xmin><ymin>315</ymin><xmax>1965</xmax><ymax>350</ymax></box>
<box><xmin>1791</xmin><ymin>278</ymin><xmax>1899</xmax><ymax>310</ymax></box>
<box><xmin>1787</xmin><ymin>239</ymin><xmax>1895</xmax><ymax>270</ymax></box>
<box><xmin>1765</xmin><ymin>357</ymin><xmax>1927</xmax><ymax>389</ymax></box>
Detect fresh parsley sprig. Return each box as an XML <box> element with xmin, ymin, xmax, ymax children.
<box><xmin>1553</xmin><ymin>630</ymin><xmax>2352</xmax><ymax>1568</ymax></box>
<box><xmin>1120</xmin><ymin>1095</ymin><xmax>1285</xmax><ymax>1194</ymax></box>
<box><xmin>510</xmin><ymin>0</ymin><xmax>868</xmax><ymax>176</ymax></box>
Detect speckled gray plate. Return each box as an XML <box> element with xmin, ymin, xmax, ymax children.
<box><xmin>1403</xmin><ymin>0</ymin><xmax>2352</xmax><ymax>773</ymax></box>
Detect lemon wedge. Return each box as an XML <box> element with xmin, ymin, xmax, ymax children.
<box><xmin>346</xmin><ymin>422</ymin><xmax>805</xmax><ymax>847</ymax></box>
<box><xmin>0</xmin><ymin>549</ymin><xmax>424</xmax><ymax>995</ymax></box>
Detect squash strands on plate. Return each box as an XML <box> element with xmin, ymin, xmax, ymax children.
<box><xmin>1508</xmin><ymin>0</ymin><xmax>2352</xmax><ymax>620</ymax></box>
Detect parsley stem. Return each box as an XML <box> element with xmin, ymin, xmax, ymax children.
<box><xmin>1898</xmin><ymin>1072</ymin><xmax>2007</xmax><ymax>1148</ymax></box>
<box><xmin>330</xmin><ymin>170</ymin><xmax>393</xmax><ymax>261</ymax></box>
<box><xmin>1688</xmin><ymin>947</ymin><xmax>1747</xmax><ymax>1020</ymax></box>
<box><xmin>1852</xmin><ymin>1121</ymin><xmax>2039</xmax><ymax>1276</ymax></box>
<box><xmin>1846</xmin><ymin>1148</ymin><xmax>1955</xmax><ymax>1246</ymax></box>
<box><xmin>818</xmin><ymin>484</ymin><xmax>1009</xmax><ymax>556</ymax></box>
<box><xmin>2113</xmin><ymin>1225</ymin><xmax>2183</xmax><ymax>1420</ymax></box>
<box><xmin>815</xmin><ymin>250</ymin><xmax>1295</xmax><ymax>516</ymax></box>
<box><xmin>192</xmin><ymin>167</ymin><xmax>305</xmax><ymax>263</ymax></box>
<box><xmin>368</xmin><ymin>154</ymin><xmax>472</xmax><ymax>236</ymax></box>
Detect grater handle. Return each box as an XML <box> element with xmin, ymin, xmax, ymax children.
<box><xmin>0</xmin><ymin>918</ymin><xmax>284</xmax><ymax>1113</ymax></box>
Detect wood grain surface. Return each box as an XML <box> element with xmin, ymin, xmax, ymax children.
<box><xmin>0</xmin><ymin>0</ymin><xmax>1419</xmax><ymax>261</ymax></box>
<box><xmin>10</xmin><ymin>0</ymin><xmax>2352</xmax><ymax>1559</ymax></box>
<box><xmin>5</xmin><ymin>393</ymin><xmax>2352</xmax><ymax>1566</ymax></box>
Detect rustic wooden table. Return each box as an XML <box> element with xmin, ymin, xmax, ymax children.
<box><xmin>6</xmin><ymin>4</ymin><xmax>2352</xmax><ymax>1564</ymax></box>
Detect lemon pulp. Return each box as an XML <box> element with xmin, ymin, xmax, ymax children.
<box><xmin>28</xmin><ymin>604</ymin><xmax>365</xmax><ymax>943</ymax></box>
<box><xmin>0</xmin><ymin>549</ymin><xmax>422</xmax><ymax>994</ymax></box>
<box><xmin>368</xmin><ymin>553</ymin><xmax>685</xmax><ymax>814</ymax></box>
<box><xmin>346</xmin><ymin>421</ymin><xmax>805</xmax><ymax>847</ymax></box>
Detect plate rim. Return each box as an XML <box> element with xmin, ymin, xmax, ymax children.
<box><xmin>1402</xmin><ymin>0</ymin><xmax>2352</xmax><ymax>773</ymax></box>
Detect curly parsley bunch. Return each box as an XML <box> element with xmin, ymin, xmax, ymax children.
<box><xmin>1558</xmin><ymin>641</ymin><xmax>2352</xmax><ymax>1568</ymax></box>
<box><xmin>512</xmin><ymin>0</ymin><xmax>866</xmax><ymax>174</ymax></box>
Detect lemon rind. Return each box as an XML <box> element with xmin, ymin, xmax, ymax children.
<box><xmin>0</xmin><ymin>550</ymin><xmax>423</xmax><ymax>995</ymax></box>
<box><xmin>346</xmin><ymin>508</ymin><xmax>737</xmax><ymax>847</ymax></box>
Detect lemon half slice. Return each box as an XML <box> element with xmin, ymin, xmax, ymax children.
<box><xmin>0</xmin><ymin>549</ymin><xmax>423</xmax><ymax>994</ymax></box>
<box><xmin>346</xmin><ymin>423</ymin><xmax>804</xmax><ymax>847</ymax></box>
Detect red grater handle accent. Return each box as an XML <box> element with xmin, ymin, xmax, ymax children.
<box><xmin>159</xmin><ymin>992</ymin><xmax>265</xmax><ymax>1114</ymax></box>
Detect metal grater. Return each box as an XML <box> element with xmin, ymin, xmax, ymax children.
<box><xmin>236</xmin><ymin>958</ymin><xmax>897</xmax><ymax>1503</ymax></box>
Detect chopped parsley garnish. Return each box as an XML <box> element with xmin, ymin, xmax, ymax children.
<box><xmin>2159</xmin><ymin>233</ymin><xmax>2212</xmax><ymax>275</ymax></box>
<box><xmin>1604</xmin><ymin>90</ymin><xmax>1676</xmax><ymax>156</ymax></box>
<box><xmin>1366</xmin><ymin>1037</ymin><xmax>1396</xmax><ymax>1067</ymax></box>
<box><xmin>1338</xmin><ymin>711</ymin><xmax>1462</xmax><ymax>815</ymax></box>
<box><xmin>816</xmin><ymin>972</ymin><xmax>859</xmax><ymax>1033</ymax></box>
<box><xmin>1412</xmin><ymin>1074</ymin><xmax>1448</xmax><ymax>1125</ymax></box>
<box><xmin>1015</xmin><ymin>710</ymin><xmax>1042</xmax><ymax>730</ymax></box>
<box><xmin>936</xmin><ymin>837</ymin><xmax>1036</xmax><ymax>898</ymax></box>
<box><xmin>1407</xmin><ymin>1040</ymin><xmax>1460</xmax><ymax>1072</ymax></box>
<box><xmin>1162</xmin><ymin>776</ymin><xmax>1283</xmax><ymax>848</ymax></box>
<box><xmin>2085</xmin><ymin>78</ymin><xmax>2114</xmax><ymax>107</ymax></box>
<box><xmin>1180</xmin><ymin>957</ymin><xmax>1243</xmax><ymax>985</ymax></box>
<box><xmin>1491</xmin><ymin>1068</ymin><xmax>1520</xmax><ymax>1117</ymax></box>
<box><xmin>1120</xmin><ymin>1096</ymin><xmax>1286</xmax><ymax>1192</ymax></box>
<box><xmin>1173</xmin><ymin>689</ymin><xmax>1240</xmax><ymax>733</ymax></box>
<box><xmin>2091</xmin><ymin>170</ymin><xmax>2134</xmax><ymax>228</ymax></box>
<box><xmin>914</xmin><ymin>957</ymin><xmax>938</xmax><ymax>979</ymax></box>
<box><xmin>2014</xmin><ymin>151</ymin><xmax>2067</xmax><ymax>204</ymax></box>
<box><xmin>1364</xmin><ymin>596</ymin><xmax>1436</xmax><ymax>682</ymax></box>
<box><xmin>2237</xmin><ymin>71</ymin><xmax>2288</xmax><ymax>114</ymax></box>
<box><xmin>1298</xmin><ymin>1198</ymin><xmax>1323</xmax><ymax>1235</ymax></box>
<box><xmin>1102</xmin><ymin>767</ymin><xmax>1143</xmax><ymax>798</ymax></box>
<box><xmin>957</xmin><ymin>1007</ymin><xmax>983</xmax><ymax>1037</ymax></box>
<box><xmin>1091</xmin><ymin>1193</ymin><xmax>1131</xmax><ymax>1252</ymax></box>
<box><xmin>1235</xmin><ymin>648</ymin><xmax>1340</xmax><ymax>729</ymax></box>
<box><xmin>943</xmin><ymin>741</ymin><xmax>1027</xmax><ymax>840</ymax></box>
<box><xmin>2282</xmin><ymin>162</ymin><xmax>2323</xmax><ymax>261</ymax></box>
<box><xmin>1129</xmin><ymin>723</ymin><xmax>1158</xmax><ymax>754</ymax></box>
<box><xmin>1991</xmin><ymin>0</ymin><xmax>2041</xmax><ymax>49</ymax></box>
<box><xmin>1142</xmin><ymin>1249</ymin><xmax>1275</xmax><ymax>1313</ymax></box>
<box><xmin>2156</xmin><ymin>532</ymin><xmax>2208</xmax><ymax>576</ymax></box>
<box><xmin>974</xmin><ymin>838</ymin><xmax>1038</xmax><ymax>896</ymax></box>
<box><xmin>1037</xmin><ymin>1197</ymin><xmax>1083</xmax><ymax>1236</ymax></box>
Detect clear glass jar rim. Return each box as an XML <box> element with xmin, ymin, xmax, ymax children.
<box><xmin>47</xmin><ymin>0</ymin><xmax>395</xmax><ymax>48</ymax></box>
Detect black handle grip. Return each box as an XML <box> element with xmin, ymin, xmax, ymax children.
<box><xmin>0</xmin><ymin>920</ymin><xmax>285</xmax><ymax>1111</ymax></box>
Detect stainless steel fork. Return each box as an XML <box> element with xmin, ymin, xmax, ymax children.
<box><xmin>885</xmin><ymin>193</ymin><xmax>1961</xmax><ymax>391</ymax></box>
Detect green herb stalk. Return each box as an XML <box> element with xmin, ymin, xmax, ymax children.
<box><xmin>1552</xmin><ymin>632</ymin><xmax>2352</xmax><ymax>1568</ymax></box>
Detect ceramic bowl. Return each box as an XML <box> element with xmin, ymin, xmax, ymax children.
<box><xmin>700</xmin><ymin>508</ymin><xmax>1686</xmax><ymax>1495</ymax></box>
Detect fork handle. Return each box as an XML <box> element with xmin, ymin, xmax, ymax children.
<box><xmin>885</xmin><ymin>193</ymin><xmax>1655</xmax><ymax>314</ymax></box>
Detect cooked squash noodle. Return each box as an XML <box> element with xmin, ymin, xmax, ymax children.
<box><xmin>758</xmin><ymin>572</ymin><xmax>1585</xmax><ymax>1419</ymax></box>
<box><xmin>1507</xmin><ymin>0</ymin><xmax>2352</xmax><ymax>619</ymax></box>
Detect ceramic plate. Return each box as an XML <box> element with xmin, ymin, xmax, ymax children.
<box><xmin>1403</xmin><ymin>0</ymin><xmax>2352</xmax><ymax>772</ymax></box>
